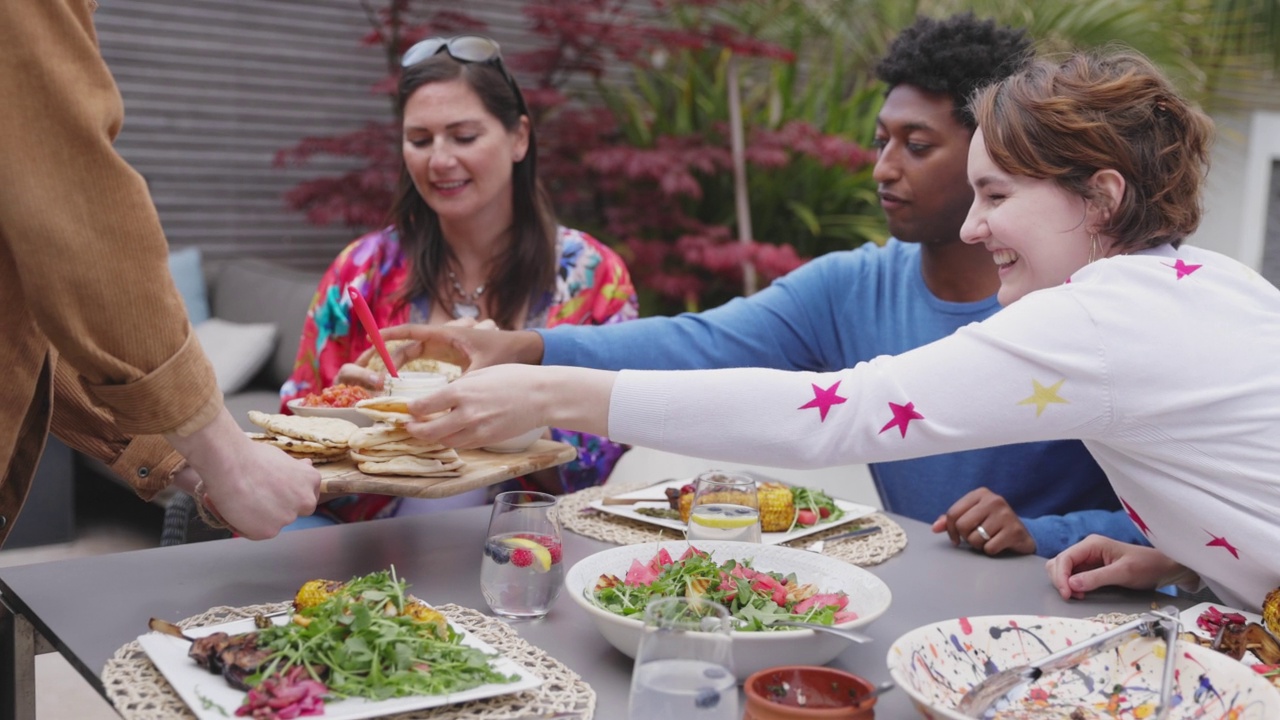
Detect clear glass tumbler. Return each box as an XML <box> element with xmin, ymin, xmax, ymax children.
<box><xmin>480</xmin><ymin>491</ymin><xmax>563</xmax><ymax>618</ymax></box>
<box><xmin>628</xmin><ymin>597</ymin><xmax>738</xmax><ymax>720</ymax></box>
<box><xmin>686</xmin><ymin>471</ymin><xmax>762</xmax><ymax>543</ymax></box>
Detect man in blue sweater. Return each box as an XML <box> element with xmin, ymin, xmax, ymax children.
<box><xmin>387</xmin><ymin>14</ymin><xmax>1147</xmax><ymax>558</ymax></box>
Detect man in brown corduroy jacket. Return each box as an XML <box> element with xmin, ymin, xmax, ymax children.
<box><xmin>0</xmin><ymin>0</ymin><xmax>320</xmax><ymax>546</ymax></box>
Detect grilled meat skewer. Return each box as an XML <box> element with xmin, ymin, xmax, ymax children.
<box><xmin>148</xmin><ymin>617</ymin><xmax>273</xmax><ymax>688</ymax></box>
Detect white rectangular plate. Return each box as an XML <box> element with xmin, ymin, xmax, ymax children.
<box><xmin>137</xmin><ymin>612</ymin><xmax>542</xmax><ymax>720</ymax></box>
<box><xmin>1180</xmin><ymin>601</ymin><xmax>1266</xmax><ymax>667</ymax></box>
<box><xmin>589</xmin><ymin>477</ymin><xmax>876</xmax><ymax>546</ymax></box>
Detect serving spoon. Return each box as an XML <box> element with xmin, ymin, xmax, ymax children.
<box><xmin>764</xmin><ymin>620</ymin><xmax>874</xmax><ymax>644</ymax></box>
<box><xmin>956</xmin><ymin>607</ymin><xmax>1180</xmax><ymax>717</ymax></box>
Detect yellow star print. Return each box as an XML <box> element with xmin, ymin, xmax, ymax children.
<box><xmin>1018</xmin><ymin>378</ymin><xmax>1068</xmax><ymax>417</ymax></box>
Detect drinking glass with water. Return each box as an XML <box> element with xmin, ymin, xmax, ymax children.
<box><xmin>628</xmin><ymin>597</ymin><xmax>737</xmax><ymax>720</ymax></box>
<box><xmin>480</xmin><ymin>491</ymin><xmax>563</xmax><ymax>619</ymax></box>
<box><xmin>686</xmin><ymin>471</ymin><xmax>762</xmax><ymax>543</ymax></box>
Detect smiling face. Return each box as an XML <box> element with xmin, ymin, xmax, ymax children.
<box><xmin>401</xmin><ymin>78</ymin><xmax>529</xmax><ymax>226</ymax></box>
<box><xmin>872</xmin><ymin>85</ymin><xmax>975</xmax><ymax>245</ymax></box>
<box><xmin>960</xmin><ymin>129</ymin><xmax>1095</xmax><ymax>305</ymax></box>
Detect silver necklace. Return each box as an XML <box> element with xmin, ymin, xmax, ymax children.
<box><xmin>446</xmin><ymin>269</ymin><xmax>485</xmax><ymax>319</ymax></box>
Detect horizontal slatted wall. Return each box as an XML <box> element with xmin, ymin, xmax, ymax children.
<box><xmin>95</xmin><ymin>0</ymin><xmax>541</xmax><ymax>270</ymax></box>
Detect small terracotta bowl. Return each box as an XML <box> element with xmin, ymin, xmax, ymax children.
<box><xmin>743</xmin><ymin>665</ymin><xmax>877</xmax><ymax>720</ymax></box>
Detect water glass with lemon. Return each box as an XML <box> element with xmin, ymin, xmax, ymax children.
<box><xmin>481</xmin><ymin>491</ymin><xmax>563</xmax><ymax>618</ymax></box>
<box><xmin>686</xmin><ymin>471</ymin><xmax>762</xmax><ymax>543</ymax></box>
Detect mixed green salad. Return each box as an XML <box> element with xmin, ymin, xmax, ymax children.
<box><xmin>250</xmin><ymin>570</ymin><xmax>517</xmax><ymax>706</ymax></box>
<box><xmin>590</xmin><ymin>546</ymin><xmax>856</xmax><ymax>630</ymax></box>
<box><xmin>786</xmin><ymin>485</ymin><xmax>845</xmax><ymax>531</ymax></box>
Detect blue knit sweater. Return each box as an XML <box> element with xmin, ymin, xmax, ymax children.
<box><xmin>538</xmin><ymin>239</ymin><xmax>1147</xmax><ymax>556</ymax></box>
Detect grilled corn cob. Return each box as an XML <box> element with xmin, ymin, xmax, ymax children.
<box><xmin>1265</xmin><ymin>587</ymin><xmax>1280</xmax><ymax>636</ymax></box>
<box><xmin>293</xmin><ymin>579</ymin><xmax>345</xmax><ymax>611</ymax></box>
<box><xmin>757</xmin><ymin>482</ymin><xmax>796</xmax><ymax>532</ymax></box>
<box><xmin>679</xmin><ymin>490</ymin><xmax>747</xmax><ymax>523</ymax></box>
<box><xmin>679</xmin><ymin>490</ymin><xmax>695</xmax><ymax>523</ymax></box>
<box><xmin>403</xmin><ymin>598</ymin><xmax>449</xmax><ymax>639</ymax></box>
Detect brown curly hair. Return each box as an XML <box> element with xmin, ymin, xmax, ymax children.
<box><xmin>969</xmin><ymin>49</ymin><xmax>1214</xmax><ymax>253</ymax></box>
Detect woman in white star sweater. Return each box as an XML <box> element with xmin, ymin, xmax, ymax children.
<box><xmin>394</xmin><ymin>51</ymin><xmax>1280</xmax><ymax>613</ymax></box>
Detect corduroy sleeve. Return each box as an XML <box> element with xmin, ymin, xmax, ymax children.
<box><xmin>49</xmin><ymin>355</ymin><xmax>186</xmax><ymax>501</ymax></box>
<box><xmin>0</xmin><ymin>0</ymin><xmax>220</xmax><ymax>438</ymax></box>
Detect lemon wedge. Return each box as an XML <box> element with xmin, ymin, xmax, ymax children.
<box><xmin>503</xmin><ymin>537</ymin><xmax>552</xmax><ymax>573</ymax></box>
<box><xmin>689</xmin><ymin>510</ymin><xmax>760</xmax><ymax>530</ymax></box>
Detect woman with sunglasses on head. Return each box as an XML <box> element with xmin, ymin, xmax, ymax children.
<box><xmin>391</xmin><ymin>49</ymin><xmax>1280</xmax><ymax>611</ymax></box>
<box><xmin>280</xmin><ymin>36</ymin><xmax>637</xmax><ymax>528</ymax></box>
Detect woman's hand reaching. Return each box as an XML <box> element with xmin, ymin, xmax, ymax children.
<box><xmin>1046</xmin><ymin>534</ymin><xmax>1195</xmax><ymax>600</ymax></box>
<box><xmin>335</xmin><ymin>318</ymin><xmax>503</xmax><ymax>391</ymax></box>
<box><xmin>402</xmin><ymin>365</ymin><xmax>616</xmax><ymax>448</ymax></box>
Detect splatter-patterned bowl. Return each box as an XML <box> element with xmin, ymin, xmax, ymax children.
<box><xmin>885</xmin><ymin>615</ymin><xmax>1280</xmax><ymax>719</ymax></box>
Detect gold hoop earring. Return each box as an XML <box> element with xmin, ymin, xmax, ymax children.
<box><xmin>1088</xmin><ymin>232</ymin><xmax>1100</xmax><ymax>263</ymax></box>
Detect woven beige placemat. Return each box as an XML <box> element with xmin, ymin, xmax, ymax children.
<box><xmin>103</xmin><ymin>602</ymin><xmax>595</xmax><ymax>720</ymax></box>
<box><xmin>558</xmin><ymin>482</ymin><xmax>907</xmax><ymax>567</ymax></box>
<box><xmin>1085</xmin><ymin>612</ymin><xmax>1142</xmax><ymax>626</ymax></box>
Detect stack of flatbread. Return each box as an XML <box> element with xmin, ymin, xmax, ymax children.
<box><xmin>248</xmin><ymin>403</ymin><xmax>466</xmax><ymax>478</ymax></box>
<box><xmin>347</xmin><ymin>424</ymin><xmax>464</xmax><ymax>477</ymax></box>
<box><xmin>247</xmin><ymin>411</ymin><xmax>356</xmax><ymax>464</ymax></box>
<box><xmin>348</xmin><ymin>396</ymin><xmax>462</xmax><ymax>477</ymax></box>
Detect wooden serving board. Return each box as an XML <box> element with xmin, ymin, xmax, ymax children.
<box><xmin>317</xmin><ymin>439</ymin><xmax>577</xmax><ymax>498</ymax></box>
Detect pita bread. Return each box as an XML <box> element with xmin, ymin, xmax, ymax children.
<box><xmin>245</xmin><ymin>433</ymin><xmax>345</xmax><ymax>464</ymax></box>
<box><xmin>290</xmin><ymin>450</ymin><xmax>345</xmax><ymax>461</ymax></box>
<box><xmin>354</xmin><ymin>408</ymin><xmax>413</xmax><ymax>425</ymax></box>
<box><xmin>353</xmin><ymin>397</ymin><xmax>414</xmax><ymax>425</ymax></box>
<box><xmin>246</xmin><ymin>431</ymin><xmax>345</xmax><ymax>455</ymax></box>
<box><xmin>368</xmin><ymin>343</ymin><xmax>464</xmax><ymax>381</ymax></box>
<box><xmin>347</xmin><ymin>424</ymin><xmax>416</xmax><ymax>449</ymax></box>
<box><xmin>356</xmin><ymin>456</ymin><xmax>465</xmax><ymax>477</ymax></box>
<box><xmin>349</xmin><ymin>447</ymin><xmax>459</xmax><ymax>463</ymax></box>
<box><xmin>351</xmin><ymin>439</ymin><xmax>449</xmax><ymax>455</ymax></box>
<box><xmin>268</xmin><ymin>435</ymin><xmax>347</xmax><ymax>454</ymax></box>
<box><xmin>248</xmin><ymin>411</ymin><xmax>358</xmax><ymax>447</ymax></box>
<box><xmin>354</xmin><ymin>396</ymin><xmax>413</xmax><ymax>413</ymax></box>
<box><xmin>353</xmin><ymin>397</ymin><xmax>449</xmax><ymax>425</ymax></box>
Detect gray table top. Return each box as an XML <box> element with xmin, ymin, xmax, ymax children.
<box><xmin>0</xmin><ymin>506</ymin><xmax>1184</xmax><ymax>717</ymax></box>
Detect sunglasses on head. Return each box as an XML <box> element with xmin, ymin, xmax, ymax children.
<box><xmin>400</xmin><ymin>35</ymin><xmax>529</xmax><ymax>118</ymax></box>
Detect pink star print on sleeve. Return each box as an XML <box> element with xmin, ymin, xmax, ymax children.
<box><xmin>1205</xmin><ymin>531</ymin><xmax>1240</xmax><ymax>559</ymax></box>
<box><xmin>1163</xmin><ymin>259</ymin><xmax>1202</xmax><ymax>279</ymax></box>
<box><xmin>798</xmin><ymin>381</ymin><xmax>847</xmax><ymax>421</ymax></box>
<box><xmin>878</xmin><ymin>401</ymin><xmax>924</xmax><ymax>438</ymax></box>
<box><xmin>1121</xmin><ymin>497</ymin><xmax>1152</xmax><ymax>537</ymax></box>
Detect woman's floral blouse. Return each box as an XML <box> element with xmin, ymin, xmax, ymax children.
<box><xmin>281</xmin><ymin>225</ymin><xmax>639</xmax><ymax>524</ymax></box>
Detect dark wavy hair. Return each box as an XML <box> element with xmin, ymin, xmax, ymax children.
<box><xmin>392</xmin><ymin>54</ymin><xmax>557</xmax><ymax>330</ymax></box>
<box><xmin>875</xmin><ymin>13</ymin><xmax>1033</xmax><ymax>129</ymax></box>
<box><xmin>970</xmin><ymin>49</ymin><xmax>1214</xmax><ymax>252</ymax></box>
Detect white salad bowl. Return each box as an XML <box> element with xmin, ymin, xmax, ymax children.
<box><xmin>563</xmin><ymin>540</ymin><xmax>892</xmax><ymax>678</ymax></box>
<box><xmin>886</xmin><ymin>614</ymin><xmax>1280</xmax><ymax>719</ymax></box>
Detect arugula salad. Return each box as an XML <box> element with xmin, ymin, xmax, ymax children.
<box><xmin>248</xmin><ymin>569</ymin><xmax>517</xmax><ymax>710</ymax></box>
<box><xmin>590</xmin><ymin>546</ymin><xmax>857</xmax><ymax>630</ymax></box>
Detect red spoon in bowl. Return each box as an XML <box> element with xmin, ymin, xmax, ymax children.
<box><xmin>347</xmin><ymin>286</ymin><xmax>399</xmax><ymax>378</ymax></box>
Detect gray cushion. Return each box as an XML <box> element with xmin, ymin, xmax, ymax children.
<box><xmin>209</xmin><ymin>259</ymin><xmax>320</xmax><ymax>389</ymax></box>
<box><xmin>195</xmin><ymin>318</ymin><xmax>278</xmax><ymax>394</ymax></box>
<box><xmin>224</xmin><ymin>390</ymin><xmax>288</xmax><ymax>431</ymax></box>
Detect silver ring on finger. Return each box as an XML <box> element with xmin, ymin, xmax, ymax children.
<box><xmin>976</xmin><ymin>524</ymin><xmax>992</xmax><ymax>542</ymax></box>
